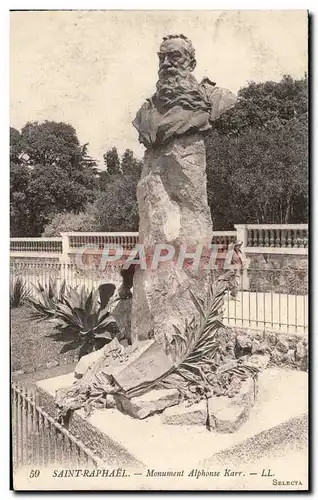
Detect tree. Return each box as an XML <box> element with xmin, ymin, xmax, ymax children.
<box><xmin>10</xmin><ymin>121</ymin><xmax>99</xmax><ymax>236</ymax></box>
<box><xmin>10</xmin><ymin>127</ymin><xmax>22</xmax><ymax>163</ymax></box>
<box><xmin>205</xmin><ymin>75</ymin><xmax>308</xmax><ymax>227</ymax></box>
<box><xmin>96</xmin><ymin>148</ymin><xmax>142</xmax><ymax>231</ymax></box>
<box><xmin>103</xmin><ymin>147</ymin><xmax>121</xmax><ymax>176</ymax></box>
<box><xmin>121</xmin><ymin>149</ymin><xmax>143</xmax><ymax>179</ymax></box>
<box><xmin>19</xmin><ymin>121</ymin><xmax>82</xmax><ymax>168</ymax></box>
<box><xmin>214</xmin><ymin>75</ymin><xmax>308</xmax><ymax>136</ymax></box>
<box><xmin>41</xmin><ymin>147</ymin><xmax>143</xmax><ymax>236</ymax></box>
<box><xmin>92</xmin><ymin>175</ymin><xmax>139</xmax><ymax>232</ymax></box>
<box><xmin>25</xmin><ymin>165</ymin><xmax>96</xmax><ymax>235</ymax></box>
<box><xmin>10</xmin><ymin>127</ymin><xmax>32</xmax><ymax>236</ymax></box>
<box><xmin>10</xmin><ymin>163</ymin><xmax>32</xmax><ymax>237</ymax></box>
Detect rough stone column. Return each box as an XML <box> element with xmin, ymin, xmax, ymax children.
<box><xmin>131</xmin><ymin>133</ymin><xmax>213</xmax><ymax>349</ymax></box>
<box><xmin>130</xmin><ymin>34</ymin><xmax>236</xmax><ymax>351</ymax></box>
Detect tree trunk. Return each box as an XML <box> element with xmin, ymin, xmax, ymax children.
<box><xmin>284</xmin><ymin>197</ymin><xmax>292</xmax><ymax>224</ymax></box>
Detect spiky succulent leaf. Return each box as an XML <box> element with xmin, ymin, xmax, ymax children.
<box><xmin>10</xmin><ymin>278</ymin><xmax>31</xmax><ymax>308</ymax></box>
<box><xmin>99</xmin><ymin>283</ymin><xmax>116</xmax><ymax>310</ymax></box>
<box><xmin>60</xmin><ymin>279</ymin><xmax>66</xmax><ymax>298</ymax></box>
<box><xmin>92</xmin><ymin>331</ymin><xmax>113</xmax><ymax>340</ymax></box>
<box><xmin>60</xmin><ymin>339</ymin><xmax>83</xmax><ymax>354</ymax></box>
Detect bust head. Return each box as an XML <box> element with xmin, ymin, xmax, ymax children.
<box><xmin>158</xmin><ymin>34</ymin><xmax>196</xmax><ymax>81</ymax></box>
<box><xmin>154</xmin><ymin>34</ymin><xmax>210</xmax><ymax>115</ymax></box>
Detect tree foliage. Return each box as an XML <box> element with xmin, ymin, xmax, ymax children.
<box><xmin>214</xmin><ymin>75</ymin><xmax>308</xmax><ymax>135</ymax></box>
<box><xmin>11</xmin><ymin>76</ymin><xmax>307</xmax><ymax>237</ymax></box>
<box><xmin>121</xmin><ymin>149</ymin><xmax>143</xmax><ymax>179</ymax></box>
<box><xmin>206</xmin><ymin>75</ymin><xmax>308</xmax><ymax>228</ymax></box>
<box><xmin>93</xmin><ymin>148</ymin><xmax>141</xmax><ymax>231</ymax></box>
<box><xmin>92</xmin><ymin>174</ymin><xmax>139</xmax><ymax>232</ymax></box>
<box><xmin>10</xmin><ymin>121</ymin><xmax>98</xmax><ymax>236</ymax></box>
<box><xmin>103</xmin><ymin>147</ymin><xmax>121</xmax><ymax>176</ymax></box>
<box><xmin>19</xmin><ymin>121</ymin><xmax>82</xmax><ymax>168</ymax></box>
<box><xmin>41</xmin><ymin>146</ymin><xmax>142</xmax><ymax>235</ymax></box>
<box><xmin>42</xmin><ymin>207</ymin><xmax>98</xmax><ymax>237</ymax></box>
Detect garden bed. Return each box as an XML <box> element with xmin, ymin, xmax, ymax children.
<box><xmin>11</xmin><ymin>305</ymin><xmax>79</xmax><ymax>374</ymax></box>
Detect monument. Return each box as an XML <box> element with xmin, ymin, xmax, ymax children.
<box><xmin>55</xmin><ymin>35</ymin><xmax>261</xmax><ymax>431</ymax></box>
<box><xmin>132</xmin><ymin>34</ymin><xmax>237</xmax><ymax>349</ymax></box>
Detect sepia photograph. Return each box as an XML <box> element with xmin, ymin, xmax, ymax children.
<box><xmin>9</xmin><ymin>9</ymin><xmax>309</xmax><ymax>491</ymax></box>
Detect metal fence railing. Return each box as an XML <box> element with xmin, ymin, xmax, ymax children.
<box><xmin>224</xmin><ymin>269</ymin><xmax>308</xmax><ymax>335</ymax></box>
<box><xmin>10</xmin><ymin>260</ymin><xmax>308</xmax><ymax>335</ymax></box>
<box><xmin>10</xmin><ymin>260</ymin><xmax>122</xmax><ymax>295</ymax></box>
<box><xmin>11</xmin><ymin>382</ymin><xmax>102</xmax><ymax>470</ymax></box>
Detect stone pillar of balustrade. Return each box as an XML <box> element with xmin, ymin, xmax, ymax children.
<box><xmin>234</xmin><ymin>224</ymin><xmax>250</xmax><ymax>290</ymax></box>
<box><xmin>60</xmin><ymin>233</ymin><xmax>71</xmax><ymax>264</ymax></box>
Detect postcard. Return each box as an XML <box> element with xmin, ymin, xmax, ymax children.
<box><xmin>10</xmin><ymin>9</ymin><xmax>309</xmax><ymax>491</ymax></box>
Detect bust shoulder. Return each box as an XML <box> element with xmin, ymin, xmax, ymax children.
<box><xmin>199</xmin><ymin>79</ymin><xmax>237</xmax><ymax>121</ymax></box>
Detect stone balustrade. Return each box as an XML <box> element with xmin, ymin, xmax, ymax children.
<box><xmin>10</xmin><ymin>237</ymin><xmax>63</xmax><ymax>255</ymax></box>
<box><xmin>66</xmin><ymin>232</ymin><xmax>139</xmax><ymax>250</ymax></box>
<box><xmin>10</xmin><ymin>225</ymin><xmax>308</xmax><ymax>262</ymax></box>
<box><xmin>212</xmin><ymin>231</ymin><xmax>237</xmax><ymax>246</ymax></box>
<box><xmin>234</xmin><ymin>224</ymin><xmax>308</xmax><ymax>255</ymax></box>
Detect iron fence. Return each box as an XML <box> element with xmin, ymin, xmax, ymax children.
<box><xmin>10</xmin><ymin>260</ymin><xmax>122</xmax><ymax>295</ymax></box>
<box><xmin>224</xmin><ymin>269</ymin><xmax>308</xmax><ymax>335</ymax></box>
<box><xmin>11</xmin><ymin>382</ymin><xmax>102</xmax><ymax>469</ymax></box>
<box><xmin>10</xmin><ymin>260</ymin><xmax>308</xmax><ymax>335</ymax></box>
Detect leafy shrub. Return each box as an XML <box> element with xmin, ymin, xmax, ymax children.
<box><xmin>10</xmin><ymin>277</ymin><xmax>30</xmax><ymax>308</ymax></box>
<box><xmin>51</xmin><ymin>283</ymin><xmax>119</xmax><ymax>359</ymax></box>
<box><xmin>42</xmin><ymin>208</ymin><xmax>97</xmax><ymax>237</ymax></box>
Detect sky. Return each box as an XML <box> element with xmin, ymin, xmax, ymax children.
<box><xmin>10</xmin><ymin>10</ymin><xmax>308</xmax><ymax>166</ymax></box>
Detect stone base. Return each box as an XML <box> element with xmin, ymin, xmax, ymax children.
<box><xmin>36</xmin><ymin>368</ymin><xmax>307</xmax><ymax>470</ymax></box>
<box><xmin>131</xmin><ymin>133</ymin><xmax>213</xmax><ymax>349</ymax></box>
<box><xmin>162</xmin><ymin>377</ymin><xmax>257</xmax><ymax>431</ymax></box>
<box><xmin>116</xmin><ymin>388</ymin><xmax>181</xmax><ymax>419</ymax></box>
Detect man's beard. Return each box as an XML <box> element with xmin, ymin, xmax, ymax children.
<box><xmin>154</xmin><ymin>70</ymin><xmax>211</xmax><ymax>113</ymax></box>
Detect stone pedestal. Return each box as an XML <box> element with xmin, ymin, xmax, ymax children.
<box><xmin>131</xmin><ymin>134</ymin><xmax>213</xmax><ymax>348</ymax></box>
<box><xmin>36</xmin><ymin>368</ymin><xmax>308</xmax><ymax>475</ymax></box>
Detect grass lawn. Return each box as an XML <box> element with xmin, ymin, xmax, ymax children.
<box><xmin>11</xmin><ymin>304</ymin><xmax>79</xmax><ymax>373</ymax></box>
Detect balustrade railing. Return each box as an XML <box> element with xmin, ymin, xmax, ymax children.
<box><xmin>234</xmin><ymin>224</ymin><xmax>308</xmax><ymax>252</ymax></box>
<box><xmin>244</xmin><ymin>225</ymin><xmax>308</xmax><ymax>249</ymax></box>
<box><xmin>10</xmin><ymin>238</ymin><xmax>63</xmax><ymax>254</ymax></box>
<box><xmin>10</xmin><ymin>225</ymin><xmax>308</xmax><ymax>263</ymax></box>
<box><xmin>212</xmin><ymin>231</ymin><xmax>237</xmax><ymax>246</ymax></box>
<box><xmin>67</xmin><ymin>232</ymin><xmax>139</xmax><ymax>250</ymax></box>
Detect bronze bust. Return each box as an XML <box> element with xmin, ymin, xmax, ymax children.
<box><xmin>133</xmin><ymin>34</ymin><xmax>237</xmax><ymax>149</ymax></box>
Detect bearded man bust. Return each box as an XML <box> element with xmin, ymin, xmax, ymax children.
<box><xmin>130</xmin><ymin>35</ymin><xmax>237</xmax><ymax>347</ymax></box>
<box><xmin>133</xmin><ymin>34</ymin><xmax>237</xmax><ymax>148</ymax></box>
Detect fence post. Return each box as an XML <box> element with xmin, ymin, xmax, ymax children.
<box><xmin>60</xmin><ymin>233</ymin><xmax>70</xmax><ymax>264</ymax></box>
<box><xmin>234</xmin><ymin>224</ymin><xmax>250</xmax><ymax>290</ymax></box>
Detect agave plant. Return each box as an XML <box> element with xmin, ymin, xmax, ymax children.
<box><xmin>27</xmin><ymin>278</ymin><xmax>66</xmax><ymax>319</ymax></box>
<box><xmin>52</xmin><ymin>283</ymin><xmax>120</xmax><ymax>359</ymax></box>
<box><xmin>10</xmin><ymin>277</ymin><xmax>30</xmax><ymax>308</ymax></box>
